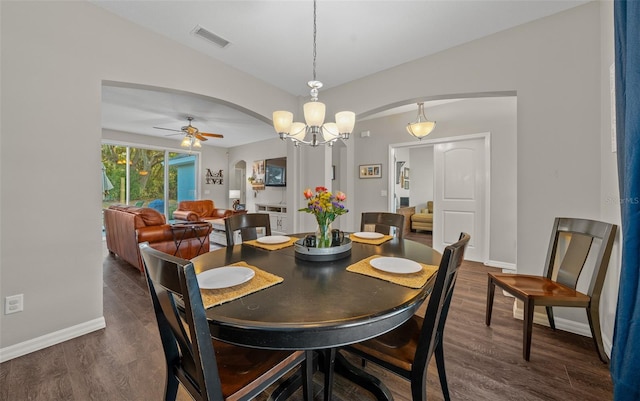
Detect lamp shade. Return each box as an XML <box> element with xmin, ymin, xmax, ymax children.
<box><xmin>273</xmin><ymin>111</ymin><xmax>293</xmax><ymax>134</ymax></box>
<box><xmin>290</xmin><ymin>122</ymin><xmax>307</xmax><ymax>141</ymax></box>
<box><xmin>406</xmin><ymin>103</ymin><xmax>436</xmax><ymax>139</ymax></box>
<box><xmin>229</xmin><ymin>190</ymin><xmax>241</xmax><ymax>199</ymax></box>
<box><xmin>406</xmin><ymin>121</ymin><xmax>436</xmax><ymax>138</ymax></box>
<box><xmin>335</xmin><ymin>111</ymin><xmax>355</xmax><ymax>134</ymax></box>
<box><xmin>303</xmin><ymin>101</ymin><xmax>326</xmax><ymax>126</ymax></box>
<box><xmin>322</xmin><ymin>123</ymin><xmax>339</xmax><ymax>141</ymax></box>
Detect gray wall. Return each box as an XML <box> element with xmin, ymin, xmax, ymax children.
<box><xmin>0</xmin><ymin>1</ymin><xmax>296</xmax><ymax>354</ymax></box>
<box><xmin>351</xmin><ymin>97</ymin><xmax>517</xmax><ymax>266</ymax></box>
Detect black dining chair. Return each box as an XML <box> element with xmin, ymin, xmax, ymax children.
<box><xmin>360</xmin><ymin>212</ymin><xmax>406</xmax><ymax>238</ymax></box>
<box><xmin>138</xmin><ymin>243</ymin><xmax>312</xmax><ymax>401</ymax></box>
<box><xmin>486</xmin><ymin>217</ymin><xmax>617</xmax><ymax>362</ymax></box>
<box><xmin>341</xmin><ymin>233</ymin><xmax>470</xmax><ymax>401</ymax></box>
<box><xmin>224</xmin><ymin>213</ymin><xmax>271</xmax><ymax>246</ymax></box>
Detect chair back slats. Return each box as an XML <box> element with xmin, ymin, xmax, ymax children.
<box><xmin>554</xmin><ymin>233</ymin><xmax>593</xmax><ymax>288</ymax></box>
<box><xmin>139</xmin><ymin>243</ymin><xmax>225</xmax><ymax>401</ymax></box>
<box><xmin>360</xmin><ymin>212</ymin><xmax>406</xmax><ymax>238</ymax></box>
<box><xmin>411</xmin><ymin>233</ymin><xmax>470</xmax><ymax>386</ymax></box>
<box><xmin>544</xmin><ymin>217</ymin><xmax>617</xmax><ymax>296</ymax></box>
<box><xmin>225</xmin><ymin>213</ymin><xmax>271</xmax><ymax>246</ymax></box>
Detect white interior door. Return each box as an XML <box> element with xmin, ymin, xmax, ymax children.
<box><xmin>433</xmin><ymin>136</ymin><xmax>488</xmax><ymax>262</ymax></box>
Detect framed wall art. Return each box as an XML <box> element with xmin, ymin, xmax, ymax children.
<box><xmin>359</xmin><ymin>164</ymin><xmax>382</xmax><ymax>179</ymax></box>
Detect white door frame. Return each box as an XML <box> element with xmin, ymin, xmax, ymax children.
<box><xmin>388</xmin><ymin>132</ymin><xmax>491</xmax><ymax>262</ymax></box>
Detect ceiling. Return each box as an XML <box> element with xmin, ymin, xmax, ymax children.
<box><xmin>95</xmin><ymin>0</ymin><xmax>587</xmax><ymax>148</ymax></box>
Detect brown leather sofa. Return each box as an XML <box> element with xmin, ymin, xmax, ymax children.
<box><xmin>411</xmin><ymin>201</ymin><xmax>433</xmax><ymax>232</ymax></box>
<box><xmin>173</xmin><ymin>200</ymin><xmax>245</xmax><ymax>222</ymax></box>
<box><xmin>104</xmin><ymin>204</ymin><xmax>210</xmax><ymax>272</ymax></box>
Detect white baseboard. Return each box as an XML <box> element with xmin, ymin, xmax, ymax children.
<box><xmin>485</xmin><ymin>260</ymin><xmax>516</xmax><ymax>272</ymax></box>
<box><xmin>0</xmin><ymin>317</ymin><xmax>106</xmax><ymax>363</ymax></box>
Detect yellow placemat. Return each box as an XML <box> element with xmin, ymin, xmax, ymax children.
<box><xmin>201</xmin><ymin>261</ymin><xmax>283</xmax><ymax>308</ymax></box>
<box><xmin>244</xmin><ymin>236</ymin><xmax>300</xmax><ymax>251</ymax></box>
<box><xmin>349</xmin><ymin>234</ymin><xmax>393</xmax><ymax>246</ymax></box>
<box><xmin>346</xmin><ymin>255</ymin><xmax>438</xmax><ymax>289</ymax></box>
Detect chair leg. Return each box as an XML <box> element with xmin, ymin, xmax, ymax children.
<box><xmin>164</xmin><ymin>374</ymin><xmax>179</xmax><ymax>401</ymax></box>
<box><xmin>486</xmin><ymin>275</ymin><xmax>496</xmax><ymax>326</ymax></box>
<box><xmin>523</xmin><ymin>298</ymin><xmax>535</xmax><ymax>361</ymax></box>
<box><xmin>434</xmin><ymin>339</ymin><xmax>451</xmax><ymax>401</ymax></box>
<box><xmin>586</xmin><ymin>304</ymin><xmax>610</xmax><ymax>363</ymax></box>
<box><xmin>545</xmin><ymin>307</ymin><xmax>556</xmax><ymax>330</ymax></box>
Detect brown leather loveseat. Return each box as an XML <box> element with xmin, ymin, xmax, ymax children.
<box><xmin>173</xmin><ymin>200</ymin><xmax>245</xmax><ymax>222</ymax></box>
<box><xmin>104</xmin><ymin>204</ymin><xmax>210</xmax><ymax>272</ymax></box>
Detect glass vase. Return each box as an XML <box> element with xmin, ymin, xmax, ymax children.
<box><xmin>315</xmin><ymin>220</ymin><xmax>333</xmax><ymax>248</ymax></box>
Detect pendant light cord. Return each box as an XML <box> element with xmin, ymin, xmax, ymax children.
<box><xmin>312</xmin><ymin>0</ymin><xmax>317</xmax><ymax>82</ymax></box>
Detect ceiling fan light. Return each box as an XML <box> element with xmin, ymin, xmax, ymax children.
<box><xmin>193</xmin><ymin>138</ymin><xmax>202</xmax><ymax>148</ymax></box>
<box><xmin>303</xmin><ymin>101</ymin><xmax>326</xmax><ymax>127</ymax></box>
<box><xmin>181</xmin><ymin>136</ymin><xmax>192</xmax><ymax>148</ymax></box>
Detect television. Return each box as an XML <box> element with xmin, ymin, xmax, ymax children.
<box><xmin>265</xmin><ymin>157</ymin><xmax>286</xmax><ymax>187</ymax></box>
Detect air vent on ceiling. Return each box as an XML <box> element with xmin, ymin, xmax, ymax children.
<box><xmin>192</xmin><ymin>25</ymin><xmax>230</xmax><ymax>48</ymax></box>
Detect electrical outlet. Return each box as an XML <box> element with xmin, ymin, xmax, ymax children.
<box><xmin>5</xmin><ymin>294</ymin><xmax>24</xmax><ymax>314</ymax></box>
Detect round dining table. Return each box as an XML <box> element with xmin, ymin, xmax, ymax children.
<box><xmin>191</xmin><ymin>234</ymin><xmax>441</xmax><ymax>401</ymax></box>
<box><xmin>192</xmin><ymin>234</ymin><xmax>440</xmax><ymax>349</ymax></box>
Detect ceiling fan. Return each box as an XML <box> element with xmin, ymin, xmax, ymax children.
<box><xmin>153</xmin><ymin>117</ymin><xmax>223</xmax><ymax>147</ymax></box>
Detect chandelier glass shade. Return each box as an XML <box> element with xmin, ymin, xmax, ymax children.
<box><xmin>406</xmin><ymin>102</ymin><xmax>436</xmax><ymax>140</ymax></box>
<box><xmin>273</xmin><ymin>0</ymin><xmax>355</xmax><ymax>147</ymax></box>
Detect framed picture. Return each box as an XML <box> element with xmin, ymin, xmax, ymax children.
<box><xmin>404</xmin><ymin>167</ymin><xmax>410</xmax><ymax>179</ymax></box>
<box><xmin>359</xmin><ymin>164</ymin><xmax>382</xmax><ymax>179</ymax></box>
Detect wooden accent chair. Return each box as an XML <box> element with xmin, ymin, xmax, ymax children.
<box><xmin>341</xmin><ymin>233</ymin><xmax>470</xmax><ymax>401</ymax></box>
<box><xmin>486</xmin><ymin>217</ymin><xmax>617</xmax><ymax>362</ymax></box>
<box><xmin>360</xmin><ymin>212</ymin><xmax>406</xmax><ymax>239</ymax></box>
<box><xmin>139</xmin><ymin>243</ymin><xmax>312</xmax><ymax>401</ymax></box>
<box><xmin>224</xmin><ymin>213</ymin><xmax>272</xmax><ymax>246</ymax></box>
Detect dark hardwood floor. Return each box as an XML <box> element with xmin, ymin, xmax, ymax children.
<box><xmin>0</xmin><ymin>232</ymin><xmax>612</xmax><ymax>400</ymax></box>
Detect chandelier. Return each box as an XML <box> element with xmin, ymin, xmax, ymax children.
<box><xmin>406</xmin><ymin>102</ymin><xmax>436</xmax><ymax>140</ymax></box>
<box><xmin>273</xmin><ymin>0</ymin><xmax>355</xmax><ymax>147</ymax></box>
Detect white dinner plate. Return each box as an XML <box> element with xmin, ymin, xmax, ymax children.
<box><xmin>353</xmin><ymin>232</ymin><xmax>384</xmax><ymax>239</ymax></box>
<box><xmin>197</xmin><ymin>266</ymin><xmax>255</xmax><ymax>289</ymax></box>
<box><xmin>257</xmin><ymin>235</ymin><xmax>291</xmax><ymax>245</ymax></box>
<box><xmin>369</xmin><ymin>257</ymin><xmax>422</xmax><ymax>274</ymax></box>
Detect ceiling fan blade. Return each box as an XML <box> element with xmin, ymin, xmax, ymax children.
<box><xmin>195</xmin><ymin>134</ymin><xmax>208</xmax><ymax>141</ymax></box>
<box><xmin>153</xmin><ymin>126</ymin><xmax>182</xmax><ymax>133</ymax></box>
<box><xmin>200</xmin><ymin>132</ymin><xmax>224</xmax><ymax>138</ymax></box>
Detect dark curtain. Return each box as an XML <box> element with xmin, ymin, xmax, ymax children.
<box><xmin>612</xmin><ymin>1</ymin><xmax>640</xmax><ymax>399</ymax></box>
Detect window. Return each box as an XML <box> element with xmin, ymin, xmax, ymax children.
<box><xmin>102</xmin><ymin>143</ymin><xmax>198</xmax><ymax>220</ymax></box>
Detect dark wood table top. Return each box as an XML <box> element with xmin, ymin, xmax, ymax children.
<box><xmin>191</xmin><ymin>235</ymin><xmax>441</xmax><ymax>350</ymax></box>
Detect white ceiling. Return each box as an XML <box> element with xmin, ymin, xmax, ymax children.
<box><xmin>94</xmin><ymin>0</ymin><xmax>587</xmax><ymax>148</ymax></box>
